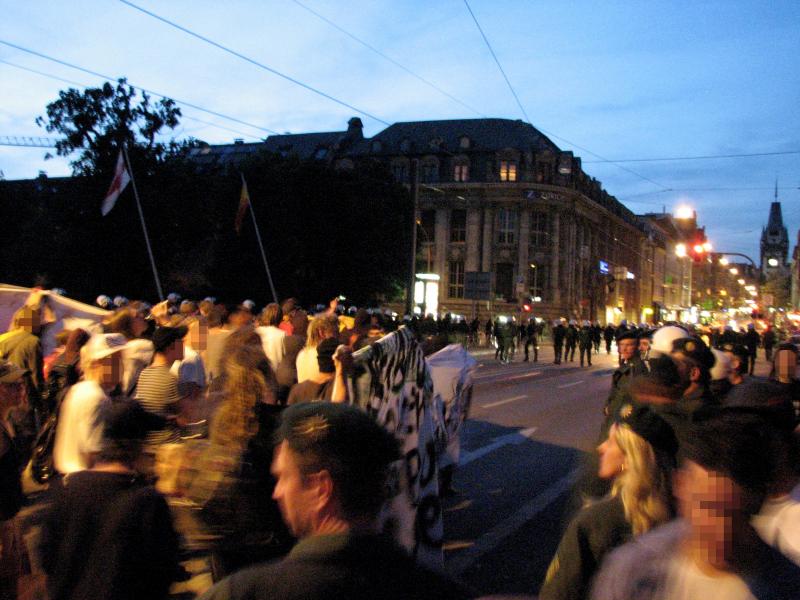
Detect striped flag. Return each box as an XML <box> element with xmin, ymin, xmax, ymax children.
<box><xmin>234</xmin><ymin>175</ymin><xmax>251</xmax><ymax>234</ymax></box>
<box><xmin>101</xmin><ymin>150</ymin><xmax>131</xmax><ymax>216</ymax></box>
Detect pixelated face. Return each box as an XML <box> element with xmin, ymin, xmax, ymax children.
<box><xmin>97</xmin><ymin>352</ymin><xmax>123</xmax><ymax>388</ymax></box>
<box><xmin>271</xmin><ymin>441</ymin><xmax>317</xmax><ymax>538</ymax></box>
<box><xmin>597</xmin><ymin>424</ymin><xmax>625</xmax><ymax>480</ymax></box>
<box><xmin>188</xmin><ymin>321</ymin><xmax>208</xmax><ymax>352</ymax></box>
<box><xmin>618</xmin><ymin>339</ymin><xmax>637</xmax><ymax>361</ymax></box>
<box><xmin>675</xmin><ymin>460</ymin><xmax>746</xmax><ymax>569</ymax></box>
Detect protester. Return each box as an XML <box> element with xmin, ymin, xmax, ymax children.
<box><xmin>541</xmin><ymin>403</ymin><xmax>677</xmax><ymax>600</ymax></box>
<box><xmin>0</xmin><ymin>360</ymin><xmax>28</xmax><ymax>598</ymax></box>
<box><xmin>275</xmin><ymin>310</ymin><xmax>308</xmax><ymax>404</ymax></box>
<box><xmin>296</xmin><ymin>315</ymin><xmax>338</xmax><ymax>384</ymax></box>
<box><xmin>200</xmin><ymin>402</ymin><xmax>470</xmax><ymax>600</ymax></box>
<box><xmin>53</xmin><ymin>333</ymin><xmax>127</xmax><ymax>475</ymax></box>
<box><xmin>256</xmin><ymin>303</ymin><xmax>286</xmax><ymax>372</ymax></box>
<box><xmin>40</xmin><ymin>399</ymin><xmax>181</xmax><ymax>600</ymax></box>
<box><xmin>204</xmin><ymin>340</ymin><xmax>293</xmax><ymax>577</ymax></box>
<box><xmin>134</xmin><ymin>326</ymin><xmax>187</xmax><ymax>459</ymax></box>
<box><xmin>170</xmin><ymin>317</ymin><xmax>208</xmax><ymax>420</ymax></box>
<box><xmin>286</xmin><ymin>338</ymin><xmax>349</xmax><ymax>404</ymax></box>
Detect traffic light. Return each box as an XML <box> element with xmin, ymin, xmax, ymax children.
<box><xmin>522</xmin><ymin>301</ymin><xmax>532</xmax><ymax>312</ymax></box>
<box><xmin>689</xmin><ymin>238</ymin><xmax>712</xmax><ymax>263</ymax></box>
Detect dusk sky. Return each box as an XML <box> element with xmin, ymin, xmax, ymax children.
<box><xmin>2</xmin><ymin>0</ymin><xmax>798</xmax><ymax>262</ymax></box>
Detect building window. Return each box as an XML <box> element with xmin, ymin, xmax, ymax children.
<box><xmin>392</xmin><ymin>163</ymin><xmax>409</xmax><ymax>182</ymax></box>
<box><xmin>529</xmin><ymin>263</ymin><xmax>549</xmax><ymax>301</ymax></box>
<box><xmin>400</xmin><ymin>139</ymin><xmax>411</xmax><ymax>152</ymax></box>
<box><xmin>419</xmin><ymin>209</ymin><xmax>436</xmax><ymax>245</ymax></box>
<box><xmin>453</xmin><ymin>163</ymin><xmax>469</xmax><ymax>182</ymax></box>
<box><xmin>450</xmin><ymin>209</ymin><xmax>466</xmax><ymax>242</ymax></box>
<box><xmin>421</xmin><ymin>158</ymin><xmax>439</xmax><ymax>183</ymax></box>
<box><xmin>496</xmin><ymin>207</ymin><xmax>517</xmax><ymax>244</ymax></box>
<box><xmin>530</xmin><ymin>211</ymin><xmax>550</xmax><ymax>248</ymax></box>
<box><xmin>500</xmin><ymin>160</ymin><xmax>517</xmax><ymax>182</ymax></box>
<box><xmin>459</xmin><ymin>136</ymin><xmax>471</xmax><ymax>149</ymax></box>
<box><xmin>448</xmin><ymin>260</ymin><xmax>465</xmax><ymax>298</ymax></box>
<box><xmin>314</xmin><ymin>147</ymin><xmax>328</xmax><ymax>160</ymax></box>
<box><xmin>371</xmin><ymin>140</ymin><xmax>382</xmax><ymax>153</ymax></box>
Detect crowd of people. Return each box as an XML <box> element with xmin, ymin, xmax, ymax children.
<box><xmin>0</xmin><ymin>288</ymin><xmax>798</xmax><ymax>599</ymax></box>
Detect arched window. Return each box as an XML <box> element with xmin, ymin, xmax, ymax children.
<box><xmin>459</xmin><ymin>135</ymin><xmax>471</xmax><ymax>149</ymax></box>
<box><xmin>420</xmin><ymin>156</ymin><xmax>439</xmax><ymax>183</ymax></box>
<box><xmin>452</xmin><ymin>156</ymin><xmax>470</xmax><ymax>182</ymax></box>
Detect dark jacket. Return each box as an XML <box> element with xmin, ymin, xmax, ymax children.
<box><xmin>39</xmin><ymin>470</ymin><xmax>180</xmax><ymax>600</ymax></box>
<box><xmin>201</xmin><ymin>533</ymin><xmax>471</xmax><ymax>600</ymax></box>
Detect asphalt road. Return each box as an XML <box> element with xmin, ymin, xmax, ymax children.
<box><xmin>441</xmin><ymin>342</ymin><xmax>771</xmax><ymax>597</ymax></box>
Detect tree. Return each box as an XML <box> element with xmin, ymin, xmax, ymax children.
<box><xmin>36</xmin><ymin>78</ymin><xmax>184</xmax><ymax>175</ymax></box>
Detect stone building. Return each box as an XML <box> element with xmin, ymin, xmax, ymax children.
<box><xmin>194</xmin><ymin>117</ymin><xmax>708</xmax><ymax>323</ymax></box>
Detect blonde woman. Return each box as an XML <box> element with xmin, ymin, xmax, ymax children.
<box><xmin>539</xmin><ymin>404</ymin><xmax>677</xmax><ymax>600</ymax></box>
<box><xmin>295</xmin><ymin>315</ymin><xmax>338</xmax><ymax>383</ymax></box>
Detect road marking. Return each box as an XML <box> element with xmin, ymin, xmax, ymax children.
<box><xmin>447</xmin><ymin>469</ymin><xmax>581</xmax><ymax>574</ymax></box>
<box><xmin>443</xmin><ymin>540</ymin><xmax>475</xmax><ymax>551</ymax></box>
<box><xmin>557</xmin><ymin>380</ymin><xmax>583</xmax><ymax>389</ymax></box>
<box><xmin>459</xmin><ymin>427</ymin><xmax>538</xmax><ymax>467</ymax></box>
<box><xmin>507</xmin><ymin>370</ymin><xmax>542</xmax><ymax>381</ymax></box>
<box><xmin>480</xmin><ymin>394</ymin><xmax>526</xmax><ymax>409</ymax></box>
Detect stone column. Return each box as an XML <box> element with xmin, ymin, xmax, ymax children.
<box><xmin>550</xmin><ymin>210</ymin><xmax>560</xmax><ymax>302</ymax></box>
<box><xmin>435</xmin><ymin>208</ymin><xmax>448</xmax><ymax>278</ymax></box>
<box><xmin>518</xmin><ymin>208</ymin><xmax>531</xmax><ymax>291</ymax></box>
<box><xmin>466</xmin><ymin>208</ymin><xmax>481</xmax><ymax>272</ymax></box>
<box><xmin>481</xmin><ymin>207</ymin><xmax>493</xmax><ymax>272</ymax></box>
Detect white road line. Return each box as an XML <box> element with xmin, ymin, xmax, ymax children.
<box><xmin>507</xmin><ymin>370</ymin><xmax>542</xmax><ymax>381</ymax></box>
<box><xmin>481</xmin><ymin>394</ymin><xmax>526</xmax><ymax>409</ymax></box>
<box><xmin>557</xmin><ymin>380</ymin><xmax>583</xmax><ymax>389</ymax></box>
<box><xmin>447</xmin><ymin>469</ymin><xmax>580</xmax><ymax>575</ymax></box>
<box><xmin>458</xmin><ymin>427</ymin><xmax>538</xmax><ymax>467</ymax></box>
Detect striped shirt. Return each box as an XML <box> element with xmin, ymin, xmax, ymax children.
<box><xmin>135</xmin><ymin>365</ymin><xmax>181</xmax><ymax>449</ymax></box>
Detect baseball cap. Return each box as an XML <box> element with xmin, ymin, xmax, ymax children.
<box><xmin>615</xmin><ymin>402</ymin><xmax>679</xmax><ymax>458</ymax></box>
<box><xmin>82</xmin><ymin>333</ymin><xmax>127</xmax><ymax>362</ymax></box>
<box><xmin>152</xmin><ymin>325</ymin><xmax>188</xmax><ymax>353</ymax></box>
<box><xmin>0</xmin><ymin>360</ymin><xmax>28</xmax><ymax>384</ymax></box>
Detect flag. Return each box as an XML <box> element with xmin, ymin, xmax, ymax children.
<box><xmin>234</xmin><ymin>174</ymin><xmax>251</xmax><ymax>234</ymax></box>
<box><xmin>101</xmin><ymin>150</ymin><xmax>131</xmax><ymax>216</ymax></box>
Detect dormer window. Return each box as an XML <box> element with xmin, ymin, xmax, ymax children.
<box><xmin>459</xmin><ymin>136</ymin><xmax>471</xmax><ymax>149</ymax></box>
<box><xmin>429</xmin><ymin>137</ymin><xmax>443</xmax><ymax>150</ymax></box>
<box><xmin>371</xmin><ymin>140</ymin><xmax>382</xmax><ymax>153</ymax></box>
<box><xmin>499</xmin><ymin>160</ymin><xmax>517</xmax><ymax>182</ymax></box>
<box><xmin>314</xmin><ymin>147</ymin><xmax>328</xmax><ymax>160</ymax></box>
<box><xmin>400</xmin><ymin>139</ymin><xmax>411</xmax><ymax>153</ymax></box>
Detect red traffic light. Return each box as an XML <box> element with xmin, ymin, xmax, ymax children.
<box><xmin>522</xmin><ymin>303</ymin><xmax>532</xmax><ymax>312</ymax></box>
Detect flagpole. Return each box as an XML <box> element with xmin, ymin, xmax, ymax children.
<box><xmin>122</xmin><ymin>144</ymin><xmax>164</xmax><ymax>301</ymax></box>
<box><xmin>242</xmin><ymin>174</ymin><xmax>278</xmax><ymax>304</ymax></box>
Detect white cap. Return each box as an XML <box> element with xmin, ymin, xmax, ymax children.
<box><xmin>167</xmin><ymin>293</ymin><xmax>181</xmax><ymax>303</ymax></box>
<box><xmin>242</xmin><ymin>299</ymin><xmax>256</xmax><ymax>310</ymax></box>
<box><xmin>96</xmin><ymin>295</ymin><xmax>112</xmax><ymax>308</ymax></box>
<box><xmin>113</xmin><ymin>295</ymin><xmax>128</xmax><ymax>307</ymax></box>
<box><xmin>650</xmin><ymin>325</ymin><xmax>690</xmax><ymax>356</ymax></box>
<box><xmin>81</xmin><ymin>333</ymin><xmax>127</xmax><ymax>363</ymax></box>
<box><xmin>583</xmin><ymin>320</ymin><xmax>591</xmax><ymax>327</ymax></box>
<box><xmin>710</xmin><ymin>348</ymin><xmax>732</xmax><ymax>381</ymax></box>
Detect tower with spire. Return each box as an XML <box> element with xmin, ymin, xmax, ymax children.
<box><xmin>760</xmin><ymin>181</ymin><xmax>789</xmax><ymax>278</ymax></box>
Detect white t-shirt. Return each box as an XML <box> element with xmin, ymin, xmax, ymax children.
<box><xmin>255</xmin><ymin>325</ymin><xmax>285</xmax><ymax>372</ymax></box>
<box><xmin>296</xmin><ymin>346</ymin><xmax>319</xmax><ymax>383</ymax></box>
<box><xmin>752</xmin><ymin>481</ymin><xmax>800</xmax><ymax>566</ymax></box>
<box><xmin>662</xmin><ymin>554</ymin><xmax>755</xmax><ymax>600</ymax></box>
<box><xmin>122</xmin><ymin>338</ymin><xmax>154</xmax><ymax>395</ymax></box>
<box><xmin>170</xmin><ymin>346</ymin><xmax>206</xmax><ymax>390</ymax></box>
<box><xmin>53</xmin><ymin>380</ymin><xmax>106</xmax><ymax>474</ymax></box>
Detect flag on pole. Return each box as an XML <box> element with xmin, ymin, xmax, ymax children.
<box><xmin>234</xmin><ymin>175</ymin><xmax>251</xmax><ymax>234</ymax></box>
<box><xmin>101</xmin><ymin>150</ymin><xmax>131</xmax><ymax>216</ymax></box>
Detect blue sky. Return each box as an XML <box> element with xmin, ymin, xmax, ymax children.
<box><xmin>1</xmin><ymin>0</ymin><xmax>798</xmax><ymax>261</ymax></box>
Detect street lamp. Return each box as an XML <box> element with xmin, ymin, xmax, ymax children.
<box><xmin>729</xmin><ymin>268</ymin><xmax>738</xmax><ymax>275</ymax></box>
<box><xmin>738</xmin><ymin>278</ymin><xmax>745</xmax><ymax>285</ymax></box>
<box><xmin>719</xmin><ymin>257</ymin><xmax>729</xmax><ymax>266</ymax></box>
<box><xmin>675</xmin><ymin>243</ymin><xmax>687</xmax><ymax>258</ymax></box>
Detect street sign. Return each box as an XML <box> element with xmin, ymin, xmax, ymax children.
<box><xmin>599</xmin><ymin>260</ymin><xmax>609</xmax><ymax>275</ymax></box>
<box><xmin>464</xmin><ymin>271</ymin><xmax>492</xmax><ymax>300</ymax></box>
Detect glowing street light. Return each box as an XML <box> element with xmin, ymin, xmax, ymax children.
<box><xmin>729</xmin><ymin>268</ymin><xmax>738</xmax><ymax>275</ymax></box>
<box><xmin>719</xmin><ymin>257</ymin><xmax>729</xmax><ymax>266</ymax></box>
<box><xmin>675</xmin><ymin>243</ymin><xmax>687</xmax><ymax>258</ymax></box>
<box><xmin>675</xmin><ymin>206</ymin><xmax>694</xmax><ymax>220</ymax></box>
<box><xmin>702</xmin><ymin>241</ymin><xmax>712</xmax><ymax>252</ymax></box>
<box><xmin>737</xmin><ymin>278</ymin><xmax>745</xmax><ymax>285</ymax></box>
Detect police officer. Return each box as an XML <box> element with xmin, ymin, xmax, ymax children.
<box><xmin>523</xmin><ymin>319</ymin><xmax>538</xmax><ymax>362</ymax></box>
<box><xmin>564</xmin><ymin>321</ymin><xmax>578</xmax><ymax>362</ymax></box>
<box><xmin>552</xmin><ymin>320</ymin><xmax>566</xmax><ymax>364</ymax></box>
<box><xmin>578</xmin><ymin>321</ymin><xmax>593</xmax><ymax>367</ymax></box>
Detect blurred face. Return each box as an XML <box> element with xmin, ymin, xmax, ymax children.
<box><xmin>188</xmin><ymin>321</ymin><xmax>208</xmax><ymax>352</ymax></box>
<box><xmin>675</xmin><ymin>460</ymin><xmax>748</xmax><ymax>570</ymax></box>
<box><xmin>639</xmin><ymin>338</ymin><xmax>650</xmax><ymax>355</ymax></box>
<box><xmin>271</xmin><ymin>441</ymin><xmax>317</xmax><ymax>538</ymax></box>
<box><xmin>132</xmin><ymin>313</ymin><xmax>149</xmax><ymax>337</ymax></box>
<box><xmin>96</xmin><ymin>352</ymin><xmax>123</xmax><ymax>389</ymax></box>
<box><xmin>597</xmin><ymin>424</ymin><xmax>625</xmax><ymax>480</ymax></box>
<box><xmin>618</xmin><ymin>339</ymin><xmax>637</xmax><ymax>361</ymax></box>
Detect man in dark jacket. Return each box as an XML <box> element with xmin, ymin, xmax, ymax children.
<box><xmin>743</xmin><ymin>323</ymin><xmax>760</xmax><ymax>375</ymax></box>
<box><xmin>578</xmin><ymin>322</ymin><xmax>593</xmax><ymax>367</ymax></box>
<box><xmin>201</xmin><ymin>403</ymin><xmax>470</xmax><ymax>600</ymax></box>
<box><xmin>565</xmin><ymin>321</ymin><xmax>578</xmax><ymax>362</ymax></box>
<box><xmin>524</xmin><ymin>319</ymin><xmax>538</xmax><ymax>362</ymax></box>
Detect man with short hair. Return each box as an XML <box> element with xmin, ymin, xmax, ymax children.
<box><xmin>200</xmin><ymin>403</ymin><xmax>470</xmax><ymax>600</ymax></box>
<box><xmin>256</xmin><ymin>303</ymin><xmax>286</xmax><ymax>372</ymax></box>
<box><xmin>286</xmin><ymin>338</ymin><xmax>348</xmax><ymax>404</ymax></box>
